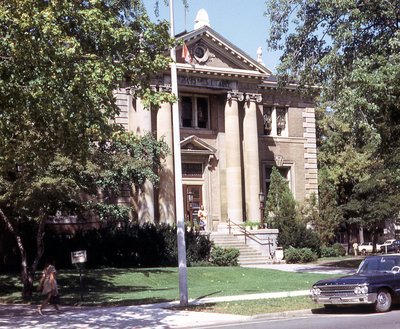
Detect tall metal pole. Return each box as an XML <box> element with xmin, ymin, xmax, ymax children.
<box><xmin>169</xmin><ymin>0</ymin><xmax>188</xmax><ymax>306</ymax></box>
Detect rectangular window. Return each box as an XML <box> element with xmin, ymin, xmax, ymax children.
<box><xmin>182</xmin><ymin>163</ymin><xmax>203</xmax><ymax>178</ymax></box>
<box><xmin>181</xmin><ymin>96</ymin><xmax>193</xmax><ymax>127</ymax></box>
<box><xmin>263</xmin><ymin>106</ymin><xmax>288</xmax><ymax>137</ymax></box>
<box><xmin>180</xmin><ymin>95</ymin><xmax>209</xmax><ymax>129</ymax></box>
<box><xmin>276</xmin><ymin>107</ymin><xmax>287</xmax><ymax>136</ymax></box>
<box><xmin>263</xmin><ymin>107</ymin><xmax>272</xmax><ymax>135</ymax></box>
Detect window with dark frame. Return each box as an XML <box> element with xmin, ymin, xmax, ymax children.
<box><xmin>263</xmin><ymin>107</ymin><xmax>272</xmax><ymax>135</ymax></box>
<box><xmin>182</xmin><ymin>163</ymin><xmax>203</xmax><ymax>178</ymax></box>
<box><xmin>276</xmin><ymin>108</ymin><xmax>287</xmax><ymax>136</ymax></box>
<box><xmin>180</xmin><ymin>95</ymin><xmax>209</xmax><ymax>129</ymax></box>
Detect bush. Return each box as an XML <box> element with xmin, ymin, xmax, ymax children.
<box><xmin>284</xmin><ymin>247</ymin><xmax>318</xmax><ymax>263</ymax></box>
<box><xmin>332</xmin><ymin>243</ymin><xmax>346</xmax><ymax>256</ymax></box>
<box><xmin>35</xmin><ymin>223</ymin><xmax>212</xmax><ymax>269</ymax></box>
<box><xmin>320</xmin><ymin>243</ymin><xmax>346</xmax><ymax>258</ymax></box>
<box><xmin>210</xmin><ymin>246</ymin><xmax>240</xmax><ymax>266</ymax></box>
<box><xmin>277</xmin><ymin>223</ymin><xmax>321</xmax><ymax>255</ymax></box>
<box><xmin>320</xmin><ymin>246</ymin><xmax>337</xmax><ymax>258</ymax></box>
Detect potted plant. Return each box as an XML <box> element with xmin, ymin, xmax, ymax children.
<box><xmin>245</xmin><ymin>221</ymin><xmax>260</xmax><ymax>230</ymax></box>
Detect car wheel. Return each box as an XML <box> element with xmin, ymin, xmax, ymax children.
<box><xmin>374</xmin><ymin>289</ymin><xmax>392</xmax><ymax>313</ymax></box>
<box><xmin>361</xmin><ymin>249</ymin><xmax>366</xmax><ymax>255</ymax></box>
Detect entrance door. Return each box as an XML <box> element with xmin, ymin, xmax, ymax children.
<box><xmin>183</xmin><ymin>185</ymin><xmax>202</xmax><ymax>224</ymax></box>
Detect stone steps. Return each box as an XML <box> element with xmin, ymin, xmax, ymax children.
<box><xmin>210</xmin><ymin>232</ymin><xmax>271</xmax><ymax>266</ymax></box>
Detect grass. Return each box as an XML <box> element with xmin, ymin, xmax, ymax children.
<box><xmin>0</xmin><ymin>266</ymin><xmax>340</xmax><ymax>308</ymax></box>
<box><xmin>171</xmin><ymin>295</ymin><xmax>323</xmax><ymax>315</ymax></box>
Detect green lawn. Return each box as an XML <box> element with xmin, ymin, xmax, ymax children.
<box><xmin>0</xmin><ymin>266</ymin><xmax>340</xmax><ymax>307</ymax></box>
<box><xmin>172</xmin><ymin>295</ymin><xmax>323</xmax><ymax>315</ymax></box>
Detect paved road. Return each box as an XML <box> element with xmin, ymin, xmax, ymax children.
<box><xmin>194</xmin><ymin>307</ymin><xmax>400</xmax><ymax>329</ymax></box>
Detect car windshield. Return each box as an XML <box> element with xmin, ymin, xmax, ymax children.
<box><xmin>357</xmin><ymin>257</ymin><xmax>400</xmax><ymax>274</ymax></box>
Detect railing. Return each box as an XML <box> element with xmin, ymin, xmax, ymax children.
<box><xmin>227</xmin><ymin>219</ymin><xmax>275</xmax><ymax>258</ymax></box>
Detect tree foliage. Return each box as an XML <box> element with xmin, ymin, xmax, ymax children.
<box><xmin>265</xmin><ymin>166</ymin><xmax>296</xmax><ymax>228</ymax></box>
<box><xmin>0</xmin><ymin>0</ymin><xmax>173</xmax><ymax>299</ymax></box>
<box><xmin>266</xmin><ymin>0</ymin><xmax>400</xmax><ymax>242</ymax></box>
<box><xmin>265</xmin><ymin>167</ymin><xmax>321</xmax><ymax>250</ymax></box>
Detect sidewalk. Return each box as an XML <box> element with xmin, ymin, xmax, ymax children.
<box><xmin>0</xmin><ymin>262</ymin><xmax>354</xmax><ymax>329</ymax></box>
<box><xmin>0</xmin><ymin>290</ymin><xmax>310</xmax><ymax>329</ymax></box>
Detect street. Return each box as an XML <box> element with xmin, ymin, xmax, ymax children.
<box><xmin>194</xmin><ymin>307</ymin><xmax>400</xmax><ymax>329</ymax></box>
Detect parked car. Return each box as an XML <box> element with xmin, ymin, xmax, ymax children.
<box><xmin>381</xmin><ymin>240</ymin><xmax>400</xmax><ymax>253</ymax></box>
<box><xmin>358</xmin><ymin>242</ymin><xmax>374</xmax><ymax>255</ymax></box>
<box><xmin>377</xmin><ymin>239</ymin><xmax>396</xmax><ymax>251</ymax></box>
<box><xmin>310</xmin><ymin>255</ymin><xmax>400</xmax><ymax>312</ymax></box>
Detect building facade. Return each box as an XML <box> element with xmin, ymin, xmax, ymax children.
<box><xmin>114</xmin><ymin>14</ymin><xmax>318</xmax><ymax>231</ymax></box>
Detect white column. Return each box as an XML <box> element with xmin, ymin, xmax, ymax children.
<box><xmin>136</xmin><ymin>97</ymin><xmax>155</xmax><ymax>223</ymax></box>
<box><xmin>243</xmin><ymin>93</ymin><xmax>262</xmax><ymax>222</ymax></box>
<box><xmin>157</xmin><ymin>97</ymin><xmax>175</xmax><ymax>224</ymax></box>
<box><xmin>225</xmin><ymin>90</ymin><xmax>244</xmax><ymax>222</ymax></box>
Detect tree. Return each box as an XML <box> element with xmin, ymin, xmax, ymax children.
<box><xmin>265</xmin><ymin>167</ymin><xmax>321</xmax><ymax>250</ymax></box>
<box><xmin>265</xmin><ymin>0</ymin><xmax>400</xmax><ymax>243</ymax></box>
<box><xmin>0</xmin><ymin>0</ymin><xmax>173</xmax><ymax>299</ymax></box>
<box><xmin>265</xmin><ymin>167</ymin><xmax>296</xmax><ymax>229</ymax></box>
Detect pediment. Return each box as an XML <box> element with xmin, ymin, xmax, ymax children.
<box><xmin>176</xmin><ymin>26</ymin><xmax>271</xmax><ymax>79</ymax></box>
<box><xmin>180</xmin><ymin>135</ymin><xmax>216</xmax><ymax>155</ymax></box>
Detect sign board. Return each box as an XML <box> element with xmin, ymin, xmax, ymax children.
<box><xmin>71</xmin><ymin>250</ymin><xmax>87</xmax><ymax>264</ymax></box>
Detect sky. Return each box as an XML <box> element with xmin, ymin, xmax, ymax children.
<box><xmin>143</xmin><ymin>0</ymin><xmax>282</xmax><ymax>73</ymax></box>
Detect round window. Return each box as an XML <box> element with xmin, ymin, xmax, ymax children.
<box><xmin>193</xmin><ymin>44</ymin><xmax>209</xmax><ymax>63</ymax></box>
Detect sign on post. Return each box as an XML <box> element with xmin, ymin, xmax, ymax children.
<box><xmin>71</xmin><ymin>250</ymin><xmax>87</xmax><ymax>264</ymax></box>
<box><xmin>71</xmin><ymin>250</ymin><xmax>87</xmax><ymax>301</ymax></box>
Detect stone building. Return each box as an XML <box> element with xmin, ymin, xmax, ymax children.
<box><xmin>114</xmin><ymin>10</ymin><xmax>318</xmax><ymax>231</ymax></box>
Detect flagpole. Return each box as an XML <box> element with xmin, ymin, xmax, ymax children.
<box><xmin>169</xmin><ymin>0</ymin><xmax>188</xmax><ymax>306</ymax></box>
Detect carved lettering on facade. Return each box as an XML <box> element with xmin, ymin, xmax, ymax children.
<box><xmin>167</xmin><ymin>75</ymin><xmax>238</xmax><ymax>90</ymax></box>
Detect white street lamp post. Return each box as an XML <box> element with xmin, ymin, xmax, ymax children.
<box><xmin>169</xmin><ymin>0</ymin><xmax>188</xmax><ymax>306</ymax></box>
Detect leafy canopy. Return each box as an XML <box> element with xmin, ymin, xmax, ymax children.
<box><xmin>266</xmin><ymin>0</ymin><xmax>400</xmax><ymax>234</ymax></box>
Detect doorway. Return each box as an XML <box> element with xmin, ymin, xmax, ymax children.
<box><xmin>183</xmin><ymin>185</ymin><xmax>202</xmax><ymax>224</ymax></box>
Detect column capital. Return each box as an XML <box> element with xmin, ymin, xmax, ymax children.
<box><xmin>245</xmin><ymin>93</ymin><xmax>262</xmax><ymax>103</ymax></box>
<box><xmin>227</xmin><ymin>90</ymin><xmax>244</xmax><ymax>102</ymax></box>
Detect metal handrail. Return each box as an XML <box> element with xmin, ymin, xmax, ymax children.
<box><xmin>227</xmin><ymin>219</ymin><xmax>274</xmax><ymax>248</ymax></box>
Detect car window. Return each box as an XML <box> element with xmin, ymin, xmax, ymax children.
<box><xmin>358</xmin><ymin>257</ymin><xmax>400</xmax><ymax>273</ymax></box>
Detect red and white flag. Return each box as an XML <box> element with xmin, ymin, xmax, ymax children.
<box><xmin>181</xmin><ymin>43</ymin><xmax>192</xmax><ymax>64</ymax></box>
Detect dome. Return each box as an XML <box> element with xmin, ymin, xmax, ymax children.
<box><xmin>194</xmin><ymin>9</ymin><xmax>210</xmax><ymax>29</ymax></box>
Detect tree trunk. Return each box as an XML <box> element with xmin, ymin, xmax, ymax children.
<box><xmin>0</xmin><ymin>208</ymin><xmax>46</xmax><ymax>300</ymax></box>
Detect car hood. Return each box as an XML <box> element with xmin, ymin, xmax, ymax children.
<box><xmin>314</xmin><ymin>273</ymin><xmax>391</xmax><ymax>286</ymax></box>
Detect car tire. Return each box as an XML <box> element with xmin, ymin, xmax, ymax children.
<box><xmin>361</xmin><ymin>249</ymin><xmax>366</xmax><ymax>255</ymax></box>
<box><xmin>374</xmin><ymin>289</ymin><xmax>392</xmax><ymax>313</ymax></box>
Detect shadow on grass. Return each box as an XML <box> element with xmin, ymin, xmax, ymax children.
<box><xmin>0</xmin><ymin>275</ymin><xmax>22</xmax><ymax>295</ymax></box>
<box><xmin>319</xmin><ymin>258</ymin><xmax>364</xmax><ymax>269</ymax></box>
<box><xmin>1</xmin><ymin>268</ymin><xmax>178</xmax><ymax>307</ymax></box>
<box><xmin>192</xmin><ymin>291</ymin><xmax>222</xmax><ymax>301</ymax></box>
<box><xmin>56</xmin><ymin>268</ymin><xmax>178</xmax><ymax>306</ymax></box>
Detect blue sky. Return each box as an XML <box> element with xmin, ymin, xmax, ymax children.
<box><xmin>143</xmin><ymin>0</ymin><xmax>282</xmax><ymax>73</ymax></box>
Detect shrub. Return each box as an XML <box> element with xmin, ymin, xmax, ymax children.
<box><xmin>277</xmin><ymin>223</ymin><xmax>321</xmax><ymax>254</ymax></box>
<box><xmin>332</xmin><ymin>243</ymin><xmax>346</xmax><ymax>256</ymax></box>
<box><xmin>210</xmin><ymin>246</ymin><xmax>240</xmax><ymax>266</ymax></box>
<box><xmin>320</xmin><ymin>246</ymin><xmax>337</xmax><ymax>258</ymax></box>
<box><xmin>320</xmin><ymin>243</ymin><xmax>346</xmax><ymax>258</ymax></box>
<box><xmin>37</xmin><ymin>223</ymin><xmax>212</xmax><ymax>269</ymax></box>
<box><xmin>284</xmin><ymin>246</ymin><xmax>318</xmax><ymax>263</ymax></box>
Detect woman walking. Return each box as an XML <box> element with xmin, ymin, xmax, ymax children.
<box><xmin>37</xmin><ymin>256</ymin><xmax>60</xmax><ymax>315</ymax></box>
